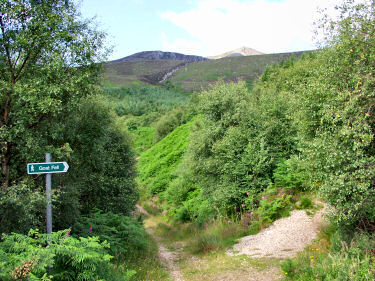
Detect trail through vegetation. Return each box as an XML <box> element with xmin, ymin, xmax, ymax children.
<box><xmin>139</xmin><ymin>202</ymin><xmax>329</xmax><ymax>280</ymax></box>
<box><xmin>137</xmin><ymin>204</ymin><xmax>184</xmax><ymax>281</ymax></box>
<box><xmin>2</xmin><ymin>1</ymin><xmax>375</xmax><ymax>280</ymax></box>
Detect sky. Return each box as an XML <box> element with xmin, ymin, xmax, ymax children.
<box><xmin>80</xmin><ymin>0</ymin><xmax>342</xmax><ymax>60</ymax></box>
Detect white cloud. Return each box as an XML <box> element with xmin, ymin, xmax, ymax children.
<box><xmin>161</xmin><ymin>32</ymin><xmax>203</xmax><ymax>54</ymax></box>
<box><xmin>160</xmin><ymin>0</ymin><xmax>343</xmax><ymax>56</ymax></box>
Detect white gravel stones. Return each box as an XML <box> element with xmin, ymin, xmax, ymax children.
<box><xmin>228</xmin><ymin>209</ymin><xmax>326</xmax><ymax>258</ymax></box>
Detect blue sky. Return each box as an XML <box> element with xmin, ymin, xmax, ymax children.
<box><xmin>80</xmin><ymin>0</ymin><xmax>341</xmax><ymax>60</ymax></box>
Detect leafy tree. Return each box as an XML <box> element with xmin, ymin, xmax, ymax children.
<box><xmin>0</xmin><ymin>1</ymin><xmax>139</xmax><ymax>234</ymax></box>
<box><xmin>57</xmin><ymin>97</ymin><xmax>138</xmax><ymax>221</ymax></box>
<box><xmin>184</xmin><ymin>80</ymin><xmax>297</xmax><ymax>210</ymax></box>
<box><xmin>301</xmin><ymin>0</ymin><xmax>375</xmax><ymax>229</ymax></box>
<box><xmin>0</xmin><ymin>0</ymin><xmax>107</xmax><ymax>190</ymax></box>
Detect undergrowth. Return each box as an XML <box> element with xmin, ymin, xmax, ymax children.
<box><xmin>120</xmin><ymin>234</ymin><xmax>171</xmax><ymax>281</ymax></box>
<box><xmin>281</xmin><ymin>226</ymin><xmax>375</xmax><ymax>280</ymax></box>
<box><xmin>151</xmin><ymin>188</ymin><xmax>319</xmax><ymax>256</ymax></box>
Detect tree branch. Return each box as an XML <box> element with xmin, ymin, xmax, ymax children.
<box><xmin>0</xmin><ymin>14</ymin><xmax>15</xmax><ymax>80</ymax></box>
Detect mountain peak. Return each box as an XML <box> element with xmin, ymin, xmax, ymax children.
<box><xmin>111</xmin><ymin>51</ymin><xmax>208</xmax><ymax>63</ymax></box>
<box><xmin>208</xmin><ymin>47</ymin><xmax>264</xmax><ymax>59</ymax></box>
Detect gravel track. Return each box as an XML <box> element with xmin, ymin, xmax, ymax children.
<box><xmin>227</xmin><ymin>208</ymin><xmax>326</xmax><ymax>259</ymax></box>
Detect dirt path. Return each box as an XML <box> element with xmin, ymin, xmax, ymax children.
<box><xmin>137</xmin><ymin>205</ymin><xmax>184</xmax><ymax>281</ymax></box>
<box><xmin>137</xmin><ymin>204</ymin><xmax>326</xmax><ymax>281</ymax></box>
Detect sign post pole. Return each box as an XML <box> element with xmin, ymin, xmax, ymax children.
<box><xmin>46</xmin><ymin>153</ymin><xmax>52</xmax><ymax>235</ymax></box>
<box><xmin>27</xmin><ymin>156</ymin><xmax>69</xmax><ymax>235</ymax></box>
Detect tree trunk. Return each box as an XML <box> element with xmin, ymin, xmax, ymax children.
<box><xmin>1</xmin><ymin>149</ymin><xmax>9</xmax><ymax>191</ymax></box>
<box><xmin>1</xmin><ymin>87</ymin><xmax>13</xmax><ymax>191</ymax></box>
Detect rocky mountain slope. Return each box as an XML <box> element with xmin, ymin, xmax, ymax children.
<box><xmin>111</xmin><ymin>51</ymin><xmax>208</xmax><ymax>63</ymax></box>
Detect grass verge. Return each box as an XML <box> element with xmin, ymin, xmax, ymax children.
<box><xmin>118</xmin><ymin>231</ymin><xmax>171</xmax><ymax>281</ymax></box>
<box><xmin>280</xmin><ymin>224</ymin><xmax>375</xmax><ymax>280</ymax></box>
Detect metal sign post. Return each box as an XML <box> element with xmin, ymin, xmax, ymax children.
<box><xmin>27</xmin><ymin>155</ymin><xmax>69</xmax><ymax>234</ymax></box>
<box><xmin>45</xmin><ymin>153</ymin><xmax>52</xmax><ymax>234</ymax></box>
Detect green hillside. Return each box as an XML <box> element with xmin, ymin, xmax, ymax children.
<box><xmin>137</xmin><ymin>119</ymin><xmax>194</xmax><ymax>195</ymax></box>
<box><xmin>170</xmin><ymin>51</ymin><xmax>308</xmax><ymax>92</ymax></box>
<box><xmin>104</xmin><ymin>60</ymin><xmax>184</xmax><ymax>86</ymax></box>
<box><xmin>103</xmin><ymin>51</ymin><xmax>309</xmax><ymax>90</ymax></box>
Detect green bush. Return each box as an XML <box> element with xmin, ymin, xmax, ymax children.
<box><xmin>0</xmin><ymin>229</ymin><xmax>123</xmax><ymax>281</ymax></box>
<box><xmin>296</xmin><ymin>197</ymin><xmax>313</xmax><ymax>210</ymax></box>
<box><xmin>129</xmin><ymin>126</ymin><xmax>155</xmax><ymax>155</ymax></box>
<box><xmin>256</xmin><ymin>195</ymin><xmax>292</xmax><ymax>224</ymax></box>
<box><xmin>281</xmin><ymin>259</ymin><xmax>296</xmax><ymax>277</ymax></box>
<box><xmin>154</xmin><ymin>105</ymin><xmax>197</xmax><ymax>142</ymax></box>
<box><xmin>0</xmin><ymin>181</ymin><xmax>46</xmax><ymax>235</ymax></box>
<box><xmin>73</xmin><ymin>211</ymin><xmax>148</xmax><ymax>259</ymax></box>
<box><xmin>0</xmin><ymin>96</ymin><xmax>139</xmax><ymax>234</ymax></box>
<box><xmin>190</xmin><ymin>232</ymin><xmax>221</xmax><ymax>254</ymax></box>
<box><xmin>273</xmin><ymin>158</ymin><xmax>308</xmax><ymax>192</ymax></box>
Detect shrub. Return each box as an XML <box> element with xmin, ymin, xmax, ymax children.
<box><xmin>0</xmin><ymin>229</ymin><xmax>118</xmax><ymax>281</ymax></box>
<box><xmin>73</xmin><ymin>211</ymin><xmax>148</xmax><ymax>259</ymax></box>
<box><xmin>281</xmin><ymin>258</ymin><xmax>296</xmax><ymax>277</ymax></box>
<box><xmin>181</xmin><ymin>79</ymin><xmax>298</xmax><ymax>213</ymax></box>
<box><xmin>256</xmin><ymin>195</ymin><xmax>292</xmax><ymax>224</ymax></box>
<box><xmin>154</xmin><ymin>105</ymin><xmax>197</xmax><ymax>142</ymax></box>
<box><xmin>190</xmin><ymin>232</ymin><xmax>221</xmax><ymax>254</ymax></box>
<box><xmin>273</xmin><ymin>157</ymin><xmax>308</xmax><ymax>192</ymax></box>
<box><xmin>296</xmin><ymin>197</ymin><xmax>313</xmax><ymax>210</ymax></box>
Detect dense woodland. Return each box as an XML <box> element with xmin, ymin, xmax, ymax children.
<box><xmin>1</xmin><ymin>0</ymin><xmax>375</xmax><ymax>280</ymax></box>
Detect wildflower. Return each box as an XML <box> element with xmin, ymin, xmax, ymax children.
<box><xmin>89</xmin><ymin>227</ymin><xmax>93</xmax><ymax>232</ymax></box>
<box><xmin>228</xmin><ymin>220</ymin><xmax>231</xmax><ymax>223</ymax></box>
<box><xmin>214</xmin><ymin>206</ymin><xmax>217</xmax><ymax>209</ymax></box>
<box><xmin>246</xmin><ymin>192</ymin><xmax>249</xmax><ymax>196</ymax></box>
<box><xmin>285</xmin><ymin>272</ymin><xmax>288</xmax><ymax>275</ymax></box>
<box><xmin>241</xmin><ymin>204</ymin><xmax>245</xmax><ymax>208</ymax></box>
<box><xmin>350</xmin><ymin>49</ymin><xmax>353</xmax><ymax>52</ymax></box>
<box><xmin>261</xmin><ymin>196</ymin><xmax>266</xmax><ymax>200</ymax></box>
<box><xmin>234</xmin><ymin>206</ymin><xmax>237</xmax><ymax>210</ymax></box>
<box><xmin>66</xmin><ymin>231</ymin><xmax>70</xmax><ymax>236</ymax></box>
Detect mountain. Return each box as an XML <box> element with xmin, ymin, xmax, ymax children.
<box><xmin>104</xmin><ymin>51</ymin><xmax>209</xmax><ymax>85</ymax></box>
<box><xmin>111</xmin><ymin>51</ymin><xmax>208</xmax><ymax>63</ymax></box>
<box><xmin>103</xmin><ymin>49</ymin><xmax>311</xmax><ymax>89</ymax></box>
<box><xmin>170</xmin><ymin>51</ymin><xmax>310</xmax><ymax>92</ymax></box>
<box><xmin>208</xmin><ymin>47</ymin><xmax>264</xmax><ymax>59</ymax></box>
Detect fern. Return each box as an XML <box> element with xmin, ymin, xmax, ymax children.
<box><xmin>0</xmin><ymin>229</ymin><xmax>121</xmax><ymax>281</ymax></box>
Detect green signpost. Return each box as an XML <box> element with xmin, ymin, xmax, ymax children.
<box><xmin>27</xmin><ymin>162</ymin><xmax>69</xmax><ymax>174</ymax></box>
<box><xmin>27</xmin><ymin>155</ymin><xmax>69</xmax><ymax>235</ymax></box>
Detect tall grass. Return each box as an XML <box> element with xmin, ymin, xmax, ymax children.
<box><xmin>119</xmin><ymin>233</ymin><xmax>171</xmax><ymax>281</ymax></box>
<box><xmin>281</xmin><ymin>227</ymin><xmax>375</xmax><ymax>280</ymax></box>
